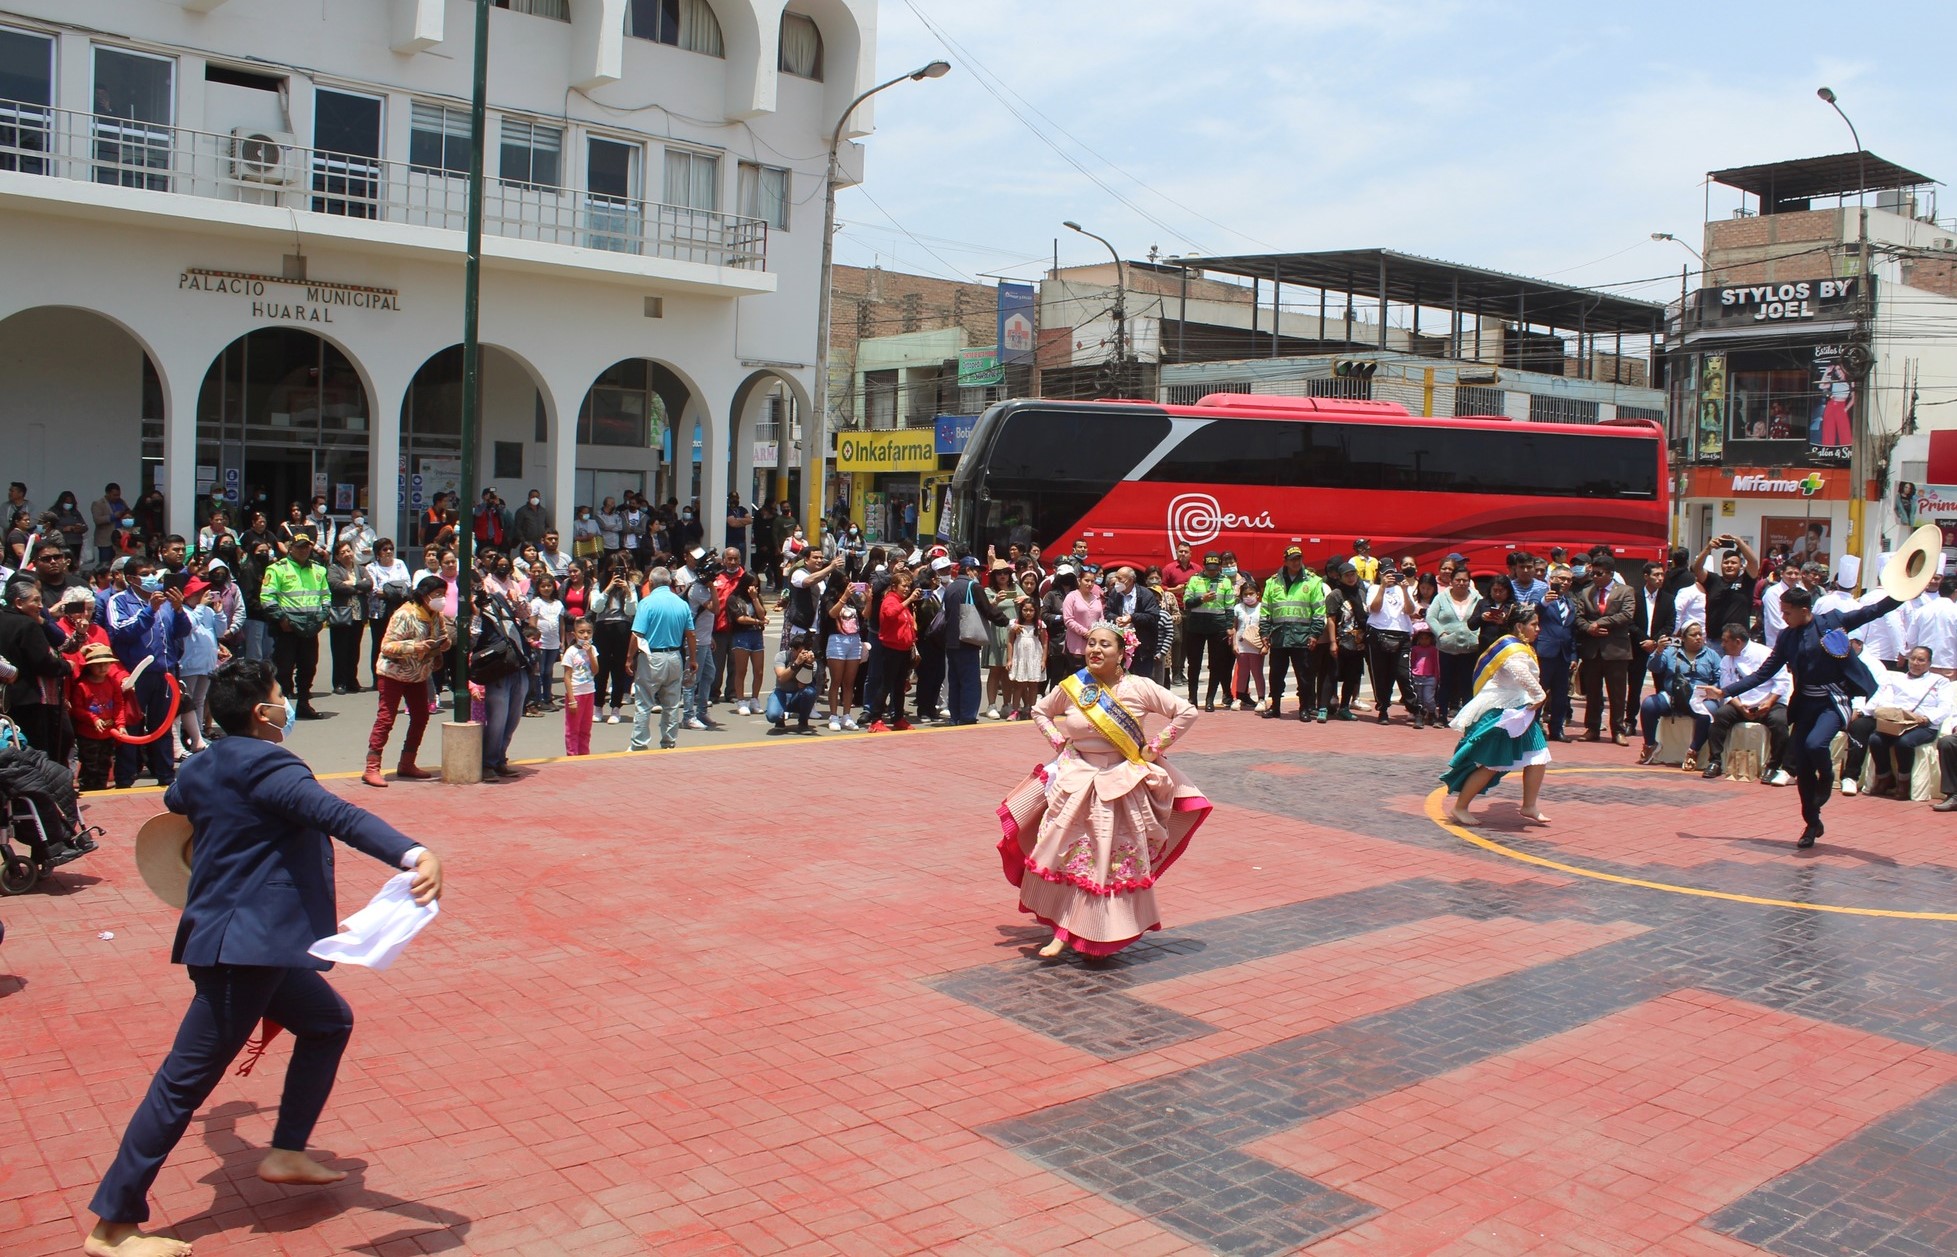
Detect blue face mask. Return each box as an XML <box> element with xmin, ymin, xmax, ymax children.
<box><xmin>262</xmin><ymin>698</ymin><xmax>295</xmax><ymax>738</ymax></box>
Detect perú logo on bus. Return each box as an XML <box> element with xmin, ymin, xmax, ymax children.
<box><xmin>1167</xmin><ymin>493</ymin><xmax>1275</xmax><ymax>551</ymax></box>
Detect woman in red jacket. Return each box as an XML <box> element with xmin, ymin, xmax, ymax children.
<box><xmin>867</xmin><ymin>567</ymin><xmax>922</xmax><ymax>732</ymax></box>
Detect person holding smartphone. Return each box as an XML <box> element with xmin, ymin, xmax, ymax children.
<box><xmin>1366</xmin><ymin>561</ymin><xmax>1420</xmax><ymax>725</ymax></box>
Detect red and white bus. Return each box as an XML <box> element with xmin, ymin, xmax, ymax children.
<box><xmin>946</xmin><ymin>393</ymin><xmax>1670</xmax><ymax>575</ymax></box>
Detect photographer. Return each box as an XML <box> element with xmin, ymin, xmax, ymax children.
<box><xmin>766</xmin><ymin>634</ymin><xmax>821</xmax><ymax>735</ymax></box>
<box><xmin>1366</xmin><ymin>559</ymin><xmax>1420</xmax><ymax>725</ymax></box>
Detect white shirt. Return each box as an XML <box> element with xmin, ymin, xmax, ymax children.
<box><xmin>1371</xmin><ymin>584</ymin><xmax>1415</xmax><ymax>634</ymax></box>
<box><xmin>1761</xmin><ymin>581</ymin><xmax>1789</xmax><ymax>648</ymax></box>
<box><xmin>1718</xmin><ymin>640</ymin><xmax>1788</xmax><ymax>707</ymax></box>
<box><xmin>1907</xmin><ymin>597</ymin><xmax>1957</xmax><ymax>669</ymax></box>
<box><xmin>1858</xmin><ymin>663</ymin><xmax>1951</xmax><ymax>723</ymax></box>
<box><xmin>1673</xmin><ymin>583</ymin><xmax>1707</xmax><ymax>633</ymax></box>
<box><xmin>1814</xmin><ymin>588</ymin><xmax>1857</xmax><ymax>619</ymax></box>
<box><xmin>1850</xmin><ymin>588</ymin><xmax>1908</xmax><ymax>662</ymax></box>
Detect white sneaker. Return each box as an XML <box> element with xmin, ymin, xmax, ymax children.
<box><xmin>684</xmin><ymin>717</ymin><xmax>709</xmax><ymax>731</ymax></box>
<box><xmin>650</xmin><ymin>704</ymin><xmax>662</xmax><ymax>714</ymax></box>
<box><xmin>829</xmin><ymin>714</ymin><xmax>843</xmax><ymax>731</ymax></box>
<box><xmin>605</xmin><ymin>712</ymin><xmax>620</xmax><ymax>724</ymax></box>
<box><xmin>843</xmin><ymin>716</ymin><xmax>859</xmax><ymax>731</ymax></box>
<box><xmin>1767</xmin><ymin>769</ymin><xmax>1794</xmax><ymax>787</ymax></box>
<box><xmin>1841</xmin><ymin>778</ymin><xmax>1859</xmax><ymax>796</ymax></box>
<box><xmin>985</xmin><ymin>708</ymin><xmax>1001</xmax><ymax>720</ymax></box>
<box><xmin>735</xmin><ymin>702</ymin><xmax>751</xmax><ymax>716</ymax></box>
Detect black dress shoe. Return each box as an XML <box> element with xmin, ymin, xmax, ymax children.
<box><xmin>1797</xmin><ymin>821</ymin><xmax>1822</xmax><ymax>849</ymax></box>
<box><xmin>1261</xmin><ymin>707</ymin><xmax>1281</xmax><ymax>719</ymax></box>
<box><xmin>1935</xmin><ymin>795</ymin><xmax>1957</xmax><ymax>813</ymax></box>
<box><xmin>1552</xmin><ymin>732</ymin><xmax>1574</xmax><ymax>743</ymax></box>
<box><xmin>1701</xmin><ymin>760</ymin><xmax>1722</xmax><ymax>779</ymax></box>
<box><xmin>1377</xmin><ymin>712</ymin><xmax>1390</xmax><ymax>724</ymax></box>
<box><xmin>297</xmin><ymin>704</ymin><xmax>325</xmax><ymax>720</ymax></box>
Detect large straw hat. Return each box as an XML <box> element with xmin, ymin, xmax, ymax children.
<box><xmin>1881</xmin><ymin>524</ymin><xmax>1945</xmax><ymax>602</ymax></box>
<box><xmin>133</xmin><ymin>812</ymin><xmax>194</xmax><ymax>909</ymax></box>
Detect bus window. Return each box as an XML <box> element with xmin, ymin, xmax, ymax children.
<box><xmin>985</xmin><ymin>407</ymin><xmax>1172</xmax><ymax>485</ymax></box>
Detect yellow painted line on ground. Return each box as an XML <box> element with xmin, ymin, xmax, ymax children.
<box><xmin>99</xmin><ymin>720</ymin><xmax>1013</xmax><ymax>797</ymax></box>
<box><xmin>1423</xmin><ymin>769</ymin><xmax>1957</xmax><ymax>921</ymax></box>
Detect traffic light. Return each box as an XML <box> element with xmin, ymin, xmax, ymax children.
<box><xmin>1333</xmin><ymin>359</ymin><xmax>1378</xmax><ymax>378</ymax></box>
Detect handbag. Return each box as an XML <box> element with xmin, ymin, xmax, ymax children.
<box><xmin>957</xmin><ymin>583</ymin><xmax>988</xmax><ymax>648</ymax></box>
<box><xmin>1869</xmin><ymin>705</ymin><xmax>1923</xmax><ymax>738</ymax></box>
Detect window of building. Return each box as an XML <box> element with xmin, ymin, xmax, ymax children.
<box><xmin>499</xmin><ymin>117</ymin><xmax>562</xmax><ymax>189</ymax></box>
<box><xmin>1139</xmin><ymin>418</ymin><xmax>1657</xmax><ymax>499</ymax></box>
<box><xmin>736</xmin><ymin>161</ymin><xmax>788</xmax><ymax>229</ymax></box>
<box><xmin>864</xmin><ymin>370</ymin><xmax>898</xmax><ymax>429</ymax></box>
<box><xmin>493</xmin><ymin>441</ymin><xmax>524</xmax><ymax>479</ymax></box>
<box><xmin>662</xmin><ymin>147</ymin><xmax>718</xmax><ymax>211</ymax></box>
<box><xmin>1454</xmin><ymin>385</ymin><xmax>1505</xmax><ymax>418</ymax></box>
<box><xmin>579</xmin><ymin>359</ymin><xmax>651</xmax><ymax>447</ymax></box>
<box><xmin>92</xmin><ymin>46</ymin><xmax>174</xmax><ymax>191</ymax></box>
<box><xmin>1526</xmin><ymin>395</ymin><xmax>1600</xmax><ymax>425</ymax></box>
<box><xmin>0</xmin><ymin>26</ymin><xmax>55</xmax><ymax>176</ymax></box>
<box><xmin>494</xmin><ymin>0</ymin><xmax>569</xmax><ymax>19</ymax></box>
<box><xmin>778</xmin><ymin>13</ymin><xmax>823</xmax><ymax>80</ymax></box>
<box><xmin>627</xmin><ymin>0</ymin><xmax>724</xmax><ymax>56</ymax></box>
<box><xmin>409</xmin><ymin>102</ymin><xmax>470</xmax><ymax>176</ymax></box>
<box><xmin>1615</xmin><ymin>405</ymin><xmax>1663</xmax><ymax>423</ymax></box>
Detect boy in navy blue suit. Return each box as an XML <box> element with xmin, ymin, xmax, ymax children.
<box><xmin>84</xmin><ymin>660</ymin><xmax>443</xmax><ymax>1257</ymax></box>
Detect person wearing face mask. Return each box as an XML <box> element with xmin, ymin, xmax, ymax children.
<box><xmin>513</xmin><ymin>489</ymin><xmax>549</xmax><ymax>548</ymax></box>
<box><xmin>84</xmin><ymin>659</ymin><xmax>443</xmax><ymax>1257</ymax></box>
<box><xmin>572</xmin><ymin>505</ymin><xmax>603</xmax><ymax>564</ymax></box>
<box><xmin>340</xmin><ymin>508</ymin><xmax>376</xmax><ymax>567</ymax></box>
<box><xmin>365</xmin><ymin>575</ymin><xmax>455</xmax><ymax>787</ymax></box>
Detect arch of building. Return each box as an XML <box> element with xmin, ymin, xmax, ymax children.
<box><xmin>0</xmin><ymin>306</ymin><xmax>169</xmax><ymax>521</ymax></box>
<box><xmin>396</xmin><ymin>343</ymin><xmax>561</xmax><ymax>550</ymax></box>
<box><xmin>729</xmin><ymin>367</ymin><xmax>811</xmax><ymax>507</ymax></box>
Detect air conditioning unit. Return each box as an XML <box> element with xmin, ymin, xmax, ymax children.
<box><xmin>230</xmin><ymin>129</ymin><xmax>297</xmax><ymax>184</ymax></box>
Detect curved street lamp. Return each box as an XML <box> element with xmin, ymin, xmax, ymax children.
<box><xmin>1065</xmin><ymin>220</ymin><xmax>1128</xmax><ymax>396</ymax></box>
<box><xmin>802</xmin><ymin>61</ymin><xmax>951</xmax><ymax>540</ymax></box>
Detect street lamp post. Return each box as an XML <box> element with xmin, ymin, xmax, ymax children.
<box><xmin>1652</xmin><ymin>232</ymin><xmax>1704</xmax><ymax>551</ymax></box>
<box><xmin>1065</xmin><ymin>220</ymin><xmax>1127</xmax><ymax>397</ymax></box>
<box><xmin>453</xmin><ymin>0</ymin><xmax>490</xmax><ymax>728</ymax></box>
<box><xmin>802</xmin><ymin>60</ymin><xmax>951</xmax><ymax>543</ymax></box>
<box><xmin>1816</xmin><ymin>86</ymin><xmax>1874</xmax><ymax>569</ymax></box>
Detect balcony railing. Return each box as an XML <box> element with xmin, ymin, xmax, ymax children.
<box><xmin>0</xmin><ymin>98</ymin><xmax>768</xmax><ymax>270</ymax></box>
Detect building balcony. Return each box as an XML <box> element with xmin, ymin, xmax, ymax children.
<box><xmin>0</xmin><ymin>99</ymin><xmax>772</xmax><ymax>294</ymax></box>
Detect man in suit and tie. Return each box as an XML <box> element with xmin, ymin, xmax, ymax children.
<box><xmin>1107</xmin><ymin>566</ymin><xmax>1167</xmax><ymax>683</ymax></box>
<box><xmin>1627</xmin><ymin>560</ymin><xmax>1677</xmax><ymax>736</ymax></box>
<box><xmin>1574</xmin><ymin>554</ymin><xmax>1636</xmax><ymax>745</ymax></box>
<box><xmin>85</xmin><ymin>659</ymin><xmax>443</xmax><ymax>1257</ymax></box>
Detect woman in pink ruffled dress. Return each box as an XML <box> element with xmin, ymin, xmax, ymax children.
<box><xmin>997</xmin><ymin>623</ymin><xmax>1211</xmax><ymax>958</ymax></box>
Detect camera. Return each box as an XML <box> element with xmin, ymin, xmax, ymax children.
<box><xmin>693</xmin><ymin>550</ymin><xmax>722</xmax><ymax>580</ymax></box>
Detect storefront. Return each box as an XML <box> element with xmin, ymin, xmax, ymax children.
<box><xmin>1677</xmin><ymin>466</ymin><xmax>1854</xmax><ymax>570</ymax></box>
<box><xmin>836</xmin><ymin>429</ymin><xmax>940</xmax><ymax>543</ymax></box>
<box><xmin>1676</xmin><ymin>278</ymin><xmax>1867</xmax><ymax>469</ymax></box>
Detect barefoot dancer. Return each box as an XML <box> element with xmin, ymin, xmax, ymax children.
<box><xmin>84</xmin><ymin>660</ymin><xmax>443</xmax><ymax>1257</ymax></box>
<box><xmin>996</xmin><ymin>623</ymin><xmax>1212</xmax><ymax>959</ymax></box>
<box><xmin>1441</xmin><ymin>605</ymin><xmax>1553</xmax><ymax>827</ymax></box>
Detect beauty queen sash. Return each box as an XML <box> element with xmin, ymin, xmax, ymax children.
<box><xmin>1059</xmin><ymin>668</ymin><xmax>1146</xmax><ymax>764</ymax></box>
<box><xmin>1471</xmin><ymin>634</ymin><xmax>1537</xmax><ymax>695</ymax></box>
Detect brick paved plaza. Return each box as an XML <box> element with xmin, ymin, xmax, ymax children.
<box><xmin>7</xmin><ymin>714</ymin><xmax>1957</xmax><ymax>1256</ymax></box>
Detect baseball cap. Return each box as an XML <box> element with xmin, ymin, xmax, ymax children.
<box><xmin>1353</xmin><ymin>537</ymin><xmax>1370</xmax><ymax>548</ymax></box>
<box><xmin>182</xmin><ymin>578</ymin><xmax>210</xmax><ymax>600</ymax></box>
<box><xmin>960</xmin><ymin>556</ymin><xmax>980</xmax><ymax>570</ymax></box>
<box><xmin>1054</xmin><ymin>563</ymin><xmax>1076</xmax><ymax>577</ymax></box>
<box><xmin>110</xmin><ymin>556</ymin><xmax>133</xmax><ymax>574</ymax></box>
<box><xmin>1444</xmin><ymin>552</ymin><xmax>1467</xmax><ymax>565</ymax></box>
<box><xmin>1203</xmin><ymin>552</ymin><xmax>1221</xmax><ymax>563</ymax></box>
<box><xmin>930</xmin><ymin>556</ymin><xmax>953</xmax><ymax>573</ymax></box>
<box><xmin>1284</xmin><ymin>545</ymin><xmax>1303</xmax><ymax>558</ymax></box>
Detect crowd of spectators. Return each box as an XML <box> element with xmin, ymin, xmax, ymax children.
<box><xmin>2</xmin><ymin>472</ymin><xmax>1950</xmax><ymax>814</ymax></box>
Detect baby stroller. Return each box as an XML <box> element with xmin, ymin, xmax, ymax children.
<box><xmin>0</xmin><ymin>721</ymin><xmax>100</xmax><ymax>895</ymax></box>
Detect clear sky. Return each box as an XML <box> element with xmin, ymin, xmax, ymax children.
<box><xmin>832</xmin><ymin>0</ymin><xmax>1956</xmax><ymax>307</ymax></box>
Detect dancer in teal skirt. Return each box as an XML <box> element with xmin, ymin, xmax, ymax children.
<box><xmin>1441</xmin><ymin>604</ymin><xmax>1552</xmax><ymax>827</ymax></box>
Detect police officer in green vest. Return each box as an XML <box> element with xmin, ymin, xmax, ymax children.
<box><xmin>1181</xmin><ymin>551</ymin><xmax>1237</xmax><ymax>711</ymax></box>
<box><xmin>1261</xmin><ymin>545</ymin><xmax>1328</xmax><ymax>721</ymax></box>
<box><xmin>260</xmin><ymin>532</ymin><xmax>332</xmax><ymax>719</ymax></box>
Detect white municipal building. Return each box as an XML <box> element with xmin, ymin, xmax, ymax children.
<box><xmin>0</xmin><ymin>0</ymin><xmax>878</xmax><ymax>544</ymax></box>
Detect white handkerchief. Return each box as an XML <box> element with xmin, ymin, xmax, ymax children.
<box><xmin>308</xmin><ymin>871</ymin><xmax>439</xmax><ymax>971</ymax></box>
<box><xmin>1496</xmin><ymin>708</ymin><xmax>1536</xmax><ymax>737</ymax></box>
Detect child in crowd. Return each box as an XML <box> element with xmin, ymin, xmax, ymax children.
<box><xmin>1004</xmin><ymin>596</ymin><xmax>1046</xmax><ymax>720</ymax></box>
<box><xmin>176</xmin><ymin>578</ymin><xmax>222</xmax><ymax>755</ymax></box>
<box><xmin>1410</xmin><ymin>620</ymin><xmax>1441</xmax><ymax>727</ymax></box>
<box><xmin>527</xmin><ymin>572</ymin><xmax>564</xmax><ymax>714</ymax></box>
<box><xmin>1233</xmin><ymin>584</ymin><xmax>1266</xmax><ymax>710</ymax></box>
<box><xmin>561</xmin><ymin>616</ymin><xmax>597</xmax><ymax>755</ymax></box>
<box><xmin>68</xmin><ymin>643</ymin><xmax>134</xmax><ymax>791</ymax></box>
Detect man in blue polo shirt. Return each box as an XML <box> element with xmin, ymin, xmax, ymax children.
<box><xmin>628</xmin><ymin>566</ymin><xmax>695</xmax><ymax>751</ymax></box>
